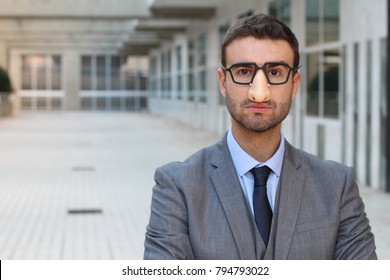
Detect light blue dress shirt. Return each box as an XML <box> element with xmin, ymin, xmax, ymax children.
<box><xmin>226</xmin><ymin>127</ymin><xmax>285</xmax><ymax>214</ymax></box>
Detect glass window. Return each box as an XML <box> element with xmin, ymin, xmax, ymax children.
<box><xmin>353</xmin><ymin>43</ymin><xmax>359</xmax><ymax>170</ymax></box>
<box><xmin>269</xmin><ymin>0</ymin><xmax>291</xmax><ymax>26</ymax></box>
<box><xmin>125</xmin><ymin>72</ymin><xmax>136</xmax><ymax>90</ymax></box>
<box><xmin>380</xmin><ymin>38</ymin><xmax>387</xmax><ymax>191</ymax></box>
<box><xmin>22</xmin><ymin>55</ymin><xmax>32</xmax><ymax>90</ymax></box>
<box><xmin>219</xmin><ymin>24</ymin><xmax>230</xmax><ymax>45</ymax></box>
<box><xmin>219</xmin><ymin>24</ymin><xmax>230</xmax><ymax>105</ymax></box>
<box><xmin>149</xmin><ymin>56</ymin><xmax>157</xmax><ymax>76</ymax></box>
<box><xmin>167</xmin><ymin>50</ymin><xmax>172</xmax><ymax>73</ymax></box>
<box><xmin>306</xmin><ymin>50</ymin><xmax>340</xmax><ymax>118</ymax></box>
<box><xmin>21</xmin><ymin>54</ymin><xmax>62</xmax><ymax>91</ymax></box>
<box><xmin>140</xmin><ymin>72</ymin><xmax>147</xmax><ymax>91</ymax></box>
<box><xmin>167</xmin><ymin>50</ymin><xmax>172</xmax><ymax>98</ymax></box>
<box><xmin>149</xmin><ymin>56</ymin><xmax>158</xmax><ymax>98</ymax></box>
<box><xmin>51</xmin><ymin>56</ymin><xmax>62</xmax><ymax>90</ymax></box>
<box><xmin>341</xmin><ymin>45</ymin><xmax>347</xmax><ymax>163</ymax></box>
<box><xmin>188</xmin><ymin>41</ymin><xmax>194</xmax><ymax>69</ymax></box>
<box><xmin>366</xmin><ymin>41</ymin><xmax>372</xmax><ymax>186</ymax></box>
<box><xmin>323</xmin><ymin>50</ymin><xmax>339</xmax><ymax>118</ymax></box>
<box><xmin>306</xmin><ymin>52</ymin><xmax>320</xmax><ymax>116</ymax></box>
<box><xmin>199</xmin><ymin>70</ymin><xmax>207</xmax><ymax>102</ymax></box>
<box><xmin>160</xmin><ymin>52</ymin><xmax>165</xmax><ymax>74</ymax></box>
<box><xmin>188</xmin><ymin>40</ymin><xmax>195</xmax><ymax>101</ymax></box>
<box><xmin>188</xmin><ymin>72</ymin><xmax>195</xmax><ymax>101</ymax></box>
<box><xmin>36</xmin><ymin>55</ymin><xmax>46</xmax><ymax>90</ymax></box>
<box><xmin>81</xmin><ymin>56</ymin><xmax>92</xmax><ymax>90</ymax></box>
<box><xmin>198</xmin><ymin>34</ymin><xmax>206</xmax><ymax>66</ymax></box>
<box><xmin>306</xmin><ymin>0</ymin><xmax>320</xmax><ymax>46</ymax></box>
<box><xmin>111</xmin><ymin>56</ymin><xmax>121</xmax><ymax>90</ymax></box>
<box><xmin>176</xmin><ymin>45</ymin><xmax>182</xmax><ymax>71</ymax></box>
<box><xmin>306</xmin><ymin>0</ymin><xmax>339</xmax><ymax>46</ymax></box>
<box><xmin>324</xmin><ymin>0</ymin><xmax>339</xmax><ymax>43</ymax></box>
<box><xmin>177</xmin><ymin>74</ymin><xmax>182</xmax><ymax>99</ymax></box>
<box><xmin>96</xmin><ymin>56</ymin><xmax>106</xmax><ymax>90</ymax></box>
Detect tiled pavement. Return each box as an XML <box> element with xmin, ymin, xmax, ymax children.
<box><xmin>0</xmin><ymin>112</ymin><xmax>389</xmax><ymax>259</ymax></box>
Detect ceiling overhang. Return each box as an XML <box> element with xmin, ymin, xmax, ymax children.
<box><xmin>149</xmin><ymin>6</ymin><xmax>215</xmax><ymax>19</ymax></box>
<box><xmin>119</xmin><ymin>43</ymin><xmax>160</xmax><ymax>56</ymax></box>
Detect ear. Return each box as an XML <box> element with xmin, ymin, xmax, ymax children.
<box><xmin>217</xmin><ymin>68</ymin><xmax>227</xmax><ymax>97</ymax></box>
<box><xmin>291</xmin><ymin>71</ymin><xmax>301</xmax><ymax>100</ymax></box>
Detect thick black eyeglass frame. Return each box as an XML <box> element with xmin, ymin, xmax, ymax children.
<box><xmin>221</xmin><ymin>61</ymin><xmax>301</xmax><ymax>85</ymax></box>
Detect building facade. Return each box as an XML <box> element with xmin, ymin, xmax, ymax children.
<box><xmin>146</xmin><ymin>0</ymin><xmax>388</xmax><ymax>191</ymax></box>
<box><xmin>0</xmin><ymin>0</ymin><xmax>388</xmax><ymax>191</ymax></box>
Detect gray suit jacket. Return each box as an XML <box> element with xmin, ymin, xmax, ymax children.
<box><xmin>144</xmin><ymin>135</ymin><xmax>377</xmax><ymax>259</ymax></box>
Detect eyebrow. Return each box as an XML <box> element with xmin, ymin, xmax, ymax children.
<box><xmin>230</xmin><ymin>60</ymin><xmax>289</xmax><ymax>66</ymax></box>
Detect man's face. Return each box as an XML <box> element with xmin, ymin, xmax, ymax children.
<box><xmin>218</xmin><ymin>36</ymin><xmax>301</xmax><ymax>134</ymax></box>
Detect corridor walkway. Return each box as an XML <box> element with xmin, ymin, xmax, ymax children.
<box><xmin>0</xmin><ymin>112</ymin><xmax>389</xmax><ymax>259</ymax></box>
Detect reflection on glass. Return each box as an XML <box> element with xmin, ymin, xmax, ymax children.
<box><xmin>198</xmin><ymin>34</ymin><xmax>206</xmax><ymax>66</ymax></box>
<box><xmin>111</xmin><ymin>56</ymin><xmax>120</xmax><ymax>90</ymax></box>
<box><xmin>324</xmin><ymin>0</ymin><xmax>339</xmax><ymax>43</ymax></box>
<box><xmin>306</xmin><ymin>0</ymin><xmax>320</xmax><ymax>46</ymax></box>
<box><xmin>96</xmin><ymin>56</ymin><xmax>106</xmax><ymax>90</ymax></box>
<box><xmin>167</xmin><ymin>50</ymin><xmax>171</xmax><ymax>73</ymax></box>
<box><xmin>22</xmin><ymin>55</ymin><xmax>32</xmax><ymax>90</ymax></box>
<box><xmin>176</xmin><ymin>45</ymin><xmax>182</xmax><ymax>71</ymax></box>
<box><xmin>81</xmin><ymin>56</ymin><xmax>92</xmax><ymax>90</ymax></box>
<box><xmin>324</xmin><ymin>50</ymin><xmax>339</xmax><ymax>118</ymax></box>
<box><xmin>269</xmin><ymin>0</ymin><xmax>291</xmax><ymax>26</ymax></box>
<box><xmin>188</xmin><ymin>72</ymin><xmax>195</xmax><ymax>101</ymax></box>
<box><xmin>22</xmin><ymin>55</ymin><xmax>62</xmax><ymax>91</ymax></box>
<box><xmin>199</xmin><ymin>70</ymin><xmax>207</xmax><ymax>103</ymax></box>
<box><xmin>177</xmin><ymin>74</ymin><xmax>183</xmax><ymax>99</ymax></box>
<box><xmin>51</xmin><ymin>56</ymin><xmax>62</xmax><ymax>90</ymax></box>
<box><xmin>126</xmin><ymin>74</ymin><xmax>136</xmax><ymax>91</ymax></box>
<box><xmin>306</xmin><ymin>0</ymin><xmax>339</xmax><ymax>46</ymax></box>
<box><xmin>36</xmin><ymin>55</ymin><xmax>46</xmax><ymax>90</ymax></box>
<box><xmin>188</xmin><ymin>41</ymin><xmax>194</xmax><ymax>69</ymax></box>
<box><xmin>306</xmin><ymin>52</ymin><xmax>320</xmax><ymax>116</ymax></box>
<box><xmin>140</xmin><ymin>74</ymin><xmax>147</xmax><ymax>91</ymax></box>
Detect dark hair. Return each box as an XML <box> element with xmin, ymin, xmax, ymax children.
<box><xmin>221</xmin><ymin>13</ymin><xmax>300</xmax><ymax>68</ymax></box>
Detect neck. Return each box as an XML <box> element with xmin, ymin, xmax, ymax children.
<box><xmin>231</xmin><ymin>121</ymin><xmax>282</xmax><ymax>163</ymax></box>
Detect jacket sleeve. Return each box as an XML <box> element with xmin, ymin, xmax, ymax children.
<box><xmin>334</xmin><ymin>167</ymin><xmax>377</xmax><ymax>259</ymax></box>
<box><xmin>143</xmin><ymin>165</ymin><xmax>195</xmax><ymax>260</ymax></box>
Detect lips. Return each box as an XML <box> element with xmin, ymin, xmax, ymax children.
<box><xmin>245</xmin><ymin>102</ymin><xmax>272</xmax><ymax>113</ymax></box>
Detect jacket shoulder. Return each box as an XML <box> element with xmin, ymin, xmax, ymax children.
<box><xmin>287</xmin><ymin>142</ymin><xmax>350</xmax><ymax>173</ymax></box>
<box><xmin>154</xmin><ymin>138</ymin><xmax>224</xmax><ymax>184</ymax></box>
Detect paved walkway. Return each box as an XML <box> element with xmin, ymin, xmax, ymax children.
<box><xmin>0</xmin><ymin>112</ymin><xmax>389</xmax><ymax>259</ymax></box>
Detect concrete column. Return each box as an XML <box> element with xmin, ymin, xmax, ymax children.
<box><xmin>0</xmin><ymin>43</ymin><xmax>7</xmax><ymax>69</ymax></box>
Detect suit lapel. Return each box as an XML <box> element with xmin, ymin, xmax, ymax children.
<box><xmin>273</xmin><ymin>142</ymin><xmax>306</xmax><ymax>259</ymax></box>
<box><xmin>209</xmin><ymin>136</ymin><xmax>258</xmax><ymax>260</ymax></box>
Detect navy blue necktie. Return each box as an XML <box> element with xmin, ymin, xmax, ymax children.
<box><xmin>251</xmin><ymin>166</ymin><xmax>272</xmax><ymax>246</ymax></box>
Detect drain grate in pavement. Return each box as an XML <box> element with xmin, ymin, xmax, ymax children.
<box><xmin>72</xmin><ymin>166</ymin><xmax>96</xmax><ymax>172</ymax></box>
<box><xmin>68</xmin><ymin>208</ymin><xmax>103</xmax><ymax>215</ymax></box>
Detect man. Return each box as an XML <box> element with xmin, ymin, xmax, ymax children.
<box><xmin>144</xmin><ymin>13</ymin><xmax>377</xmax><ymax>260</ymax></box>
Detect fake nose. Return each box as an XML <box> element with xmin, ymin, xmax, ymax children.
<box><xmin>248</xmin><ymin>70</ymin><xmax>271</xmax><ymax>102</ymax></box>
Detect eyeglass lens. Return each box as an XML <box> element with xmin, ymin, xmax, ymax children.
<box><xmin>230</xmin><ymin>63</ymin><xmax>290</xmax><ymax>85</ymax></box>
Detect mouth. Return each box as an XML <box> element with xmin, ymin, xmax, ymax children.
<box><xmin>245</xmin><ymin>102</ymin><xmax>272</xmax><ymax>113</ymax></box>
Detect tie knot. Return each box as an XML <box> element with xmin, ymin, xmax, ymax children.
<box><xmin>250</xmin><ymin>166</ymin><xmax>271</xmax><ymax>188</ymax></box>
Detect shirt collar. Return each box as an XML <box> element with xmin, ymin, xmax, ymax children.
<box><xmin>227</xmin><ymin>126</ymin><xmax>285</xmax><ymax>177</ymax></box>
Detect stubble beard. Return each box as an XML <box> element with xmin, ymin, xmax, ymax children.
<box><xmin>226</xmin><ymin>93</ymin><xmax>292</xmax><ymax>134</ymax></box>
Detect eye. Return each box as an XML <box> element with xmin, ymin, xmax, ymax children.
<box><xmin>239</xmin><ymin>69</ymin><xmax>249</xmax><ymax>75</ymax></box>
<box><xmin>233</xmin><ymin>65</ymin><xmax>254</xmax><ymax>76</ymax></box>
<box><xmin>267</xmin><ymin>67</ymin><xmax>282</xmax><ymax>77</ymax></box>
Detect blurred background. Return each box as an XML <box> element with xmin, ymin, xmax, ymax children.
<box><xmin>0</xmin><ymin>0</ymin><xmax>389</xmax><ymax>259</ymax></box>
